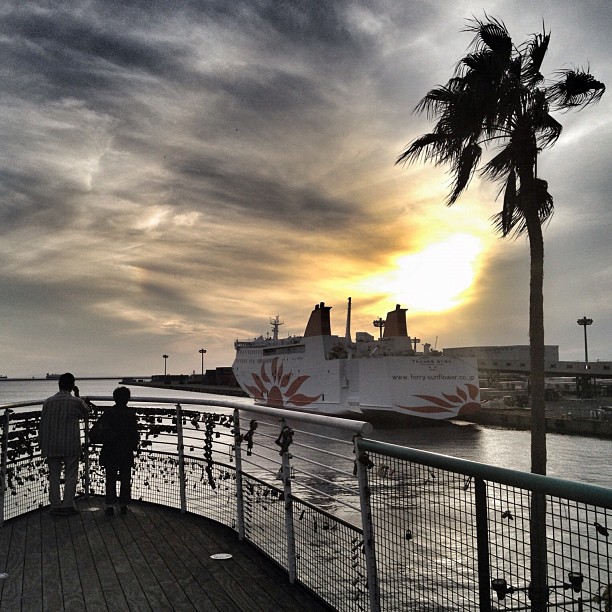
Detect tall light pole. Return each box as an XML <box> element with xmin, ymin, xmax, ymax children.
<box><xmin>162</xmin><ymin>354</ymin><xmax>168</xmax><ymax>376</ymax></box>
<box><xmin>199</xmin><ymin>348</ymin><xmax>206</xmax><ymax>377</ymax></box>
<box><xmin>577</xmin><ymin>316</ymin><xmax>593</xmax><ymax>364</ymax></box>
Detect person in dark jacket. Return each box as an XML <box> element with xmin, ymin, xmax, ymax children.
<box><xmin>98</xmin><ymin>386</ymin><xmax>139</xmax><ymax>516</ymax></box>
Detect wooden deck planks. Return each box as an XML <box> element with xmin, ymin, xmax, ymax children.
<box><xmin>0</xmin><ymin>521</ymin><xmax>14</xmax><ymax>603</ymax></box>
<box><xmin>2</xmin><ymin>510</ymin><xmax>26</xmax><ymax>610</ymax></box>
<box><xmin>21</xmin><ymin>511</ymin><xmax>43</xmax><ymax>610</ymax></box>
<box><xmin>128</xmin><ymin>504</ymin><xmax>209</xmax><ymax>611</ymax></box>
<box><xmin>0</xmin><ymin>497</ymin><xmax>332</xmax><ymax>611</ymax></box>
<box><xmin>70</xmin><ymin>509</ymin><xmax>109</xmax><ymax>612</ymax></box>
<box><xmin>165</xmin><ymin>510</ymin><xmax>312</xmax><ymax>612</ymax></box>
<box><xmin>138</xmin><ymin>504</ymin><xmax>255</xmax><ymax>611</ymax></box>
<box><xmin>54</xmin><ymin>515</ymin><xmax>87</xmax><ymax>611</ymax></box>
<box><xmin>80</xmin><ymin>505</ymin><xmax>129</xmax><ymax>610</ymax></box>
<box><xmin>39</xmin><ymin>511</ymin><xmax>63</xmax><ymax>611</ymax></box>
<box><xmin>109</xmin><ymin>506</ymin><xmax>182</xmax><ymax>610</ymax></box>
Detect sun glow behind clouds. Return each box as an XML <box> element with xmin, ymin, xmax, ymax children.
<box><xmin>361</xmin><ymin>234</ymin><xmax>483</xmax><ymax>312</ymax></box>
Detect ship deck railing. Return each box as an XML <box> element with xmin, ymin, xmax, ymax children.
<box><xmin>1</xmin><ymin>397</ymin><xmax>611</xmax><ymax>611</ymax></box>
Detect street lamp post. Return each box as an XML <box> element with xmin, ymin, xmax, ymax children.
<box><xmin>577</xmin><ymin>316</ymin><xmax>593</xmax><ymax>364</ymax></box>
<box><xmin>163</xmin><ymin>354</ymin><xmax>169</xmax><ymax>376</ymax></box>
<box><xmin>199</xmin><ymin>348</ymin><xmax>207</xmax><ymax>377</ymax></box>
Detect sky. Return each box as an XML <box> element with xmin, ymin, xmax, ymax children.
<box><xmin>0</xmin><ymin>0</ymin><xmax>611</xmax><ymax>379</ymax></box>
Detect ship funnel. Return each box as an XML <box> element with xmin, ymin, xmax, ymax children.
<box><xmin>304</xmin><ymin>302</ymin><xmax>332</xmax><ymax>337</ymax></box>
<box><xmin>383</xmin><ymin>304</ymin><xmax>408</xmax><ymax>338</ymax></box>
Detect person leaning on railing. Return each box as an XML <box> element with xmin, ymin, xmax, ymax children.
<box><xmin>38</xmin><ymin>372</ymin><xmax>89</xmax><ymax>516</ymax></box>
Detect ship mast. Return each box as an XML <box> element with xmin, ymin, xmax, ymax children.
<box><xmin>373</xmin><ymin>317</ymin><xmax>385</xmax><ymax>339</ymax></box>
<box><xmin>270</xmin><ymin>315</ymin><xmax>284</xmax><ymax>340</ymax></box>
<box><xmin>345</xmin><ymin>297</ymin><xmax>352</xmax><ymax>342</ymax></box>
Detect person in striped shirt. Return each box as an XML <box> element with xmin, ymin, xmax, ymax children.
<box><xmin>39</xmin><ymin>372</ymin><xmax>89</xmax><ymax>515</ymax></box>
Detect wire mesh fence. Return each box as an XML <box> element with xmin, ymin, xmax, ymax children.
<box><xmin>367</xmin><ymin>456</ymin><xmax>482</xmax><ymax>610</ymax></box>
<box><xmin>1</xmin><ymin>399</ymin><xmax>611</xmax><ymax>612</ymax></box>
<box><xmin>292</xmin><ymin>498</ymin><xmax>370</xmax><ymax>612</ymax></box>
<box><xmin>360</xmin><ymin>439</ymin><xmax>612</xmax><ymax>611</ymax></box>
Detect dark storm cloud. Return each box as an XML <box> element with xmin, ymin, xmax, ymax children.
<box><xmin>1</xmin><ymin>0</ymin><xmax>366</xmax><ymax>98</ymax></box>
<box><xmin>0</xmin><ymin>167</ymin><xmax>87</xmax><ymax>231</ymax></box>
<box><xmin>1</xmin><ymin>9</ymin><xmax>187</xmax><ymax>99</ymax></box>
<box><xmin>170</xmin><ymin>151</ymin><xmax>355</xmax><ymax>229</ymax></box>
<box><xmin>0</xmin><ymin>0</ymin><xmax>375</xmax><ymax>237</ymax></box>
<box><xmin>212</xmin><ymin>68</ymin><xmax>331</xmax><ymax>118</ymax></box>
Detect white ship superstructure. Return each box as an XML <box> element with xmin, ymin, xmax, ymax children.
<box><xmin>232</xmin><ymin>300</ymin><xmax>480</xmax><ymax>419</ymax></box>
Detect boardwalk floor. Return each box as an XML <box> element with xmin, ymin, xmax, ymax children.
<box><xmin>0</xmin><ymin>497</ymin><xmax>332</xmax><ymax>611</ymax></box>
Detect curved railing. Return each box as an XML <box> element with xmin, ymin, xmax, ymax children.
<box><xmin>1</xmin><ymin>396</ymin><xmax>374</xmax><ymax>610</ymax></box>
<box><xmin>1</xmin><ymin>396</ymin><xmax>611</xmax><ymax>611</ymax></box>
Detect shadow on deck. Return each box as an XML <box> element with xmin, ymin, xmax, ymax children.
<box><xmin>0</xmin><ymin>497</ymin><xmax>331</xmax><ymax>611</ymax></box>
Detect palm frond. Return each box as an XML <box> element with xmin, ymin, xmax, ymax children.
<box><xmin>415</xmin><ymin>85</ymin><xmax>457</xmax><ymax>119</ymax></box>
<box><xmin>508</xmin><ymin>56</ymin><xmax>522</xmax><ymax>81</ymax></box>
<box><xmin>523</xmin><ymin>30</ymin><xmax>550</xmax><ymax>85</ymax></box>
<box><xmin>461</xmin><ymin>50</ymin><xmax>501</xmax><ymax>76</ymax></box>
<box><xmin>548</xmin><ymin>68</ymin><xmax>605</xmax><ymax>110</ymax></box>
<box><xmin>535</xmin><ymin>112</ymin><xmax>562</xmax><ymax>149</ymax></box>
<box><xmin>464</xmin><ymin>16</ymin><xmax>512</xmax><ymax>63</ymax></box>
<box><xmin>481</xmin><ymin>146</ymin><xmax>514</xmax><ymax>181</ymax></box>
<box><xmin>448</xmin><ymin>142</ymin><xmax>481</xmax><ymax>205</ymax></box>
<box><xmin>532</xmin><ymin>178</ymin><xmax>554</xmax><ymax>224</ymax></box>
<box><xmin>396</xmin><ymin>133</ymin><xmax>453</xmax><ymax>166</ymax></box>
<box><xmin>501</xmin><ymin>170</ymin><xmax>517</xmax><ymax>235</ymax></box>
<box><xmin>491</xmin><ymin>177</ymin><xmax>553</xmax><ymax>238</ymax></box>
<box><xmin>490</xmin><ymin>206</ymin><xmax>527</xmax><ymax>238</ymax></box>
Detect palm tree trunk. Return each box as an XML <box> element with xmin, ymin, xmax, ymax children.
<box><xmin>528</xmin><ymin>217</ymin><xmax>546</xmax><ymax>475</ymax></box>
<box><xmin>526</xmin><ymin>210</ymin><xmax>548</xmax><ymax>611</ymax></box>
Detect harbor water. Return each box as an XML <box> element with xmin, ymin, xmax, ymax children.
<box><xmin>1</xmin><ymin>378</ymin><xmax>611</xmax><ymax>489</ymax></box>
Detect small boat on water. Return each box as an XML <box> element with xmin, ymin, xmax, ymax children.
<box><xmin>45</xmin><ymin>373</ymin><xmax>61</xmax><ymax>380</ymax></box>
<box><xmin>232</xmin><ymin>299</ymin><xmax>480</xmax><ymax>420</ymax></box>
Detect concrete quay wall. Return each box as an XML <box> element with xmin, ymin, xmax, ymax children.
<box><xmin>458</xmin><ymin>404</ymin><xmax>612</xmax><ymax>439</ymax></box>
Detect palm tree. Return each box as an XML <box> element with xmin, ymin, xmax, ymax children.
<box><xmin>397</xmin><ymin>18</ymin><xmax>604</xmax><ymax>610</ymax></box>
<box><xmin>397</xmin><ymin>16</ymin><xmax>604</xmax><ymax>477</ymax></box>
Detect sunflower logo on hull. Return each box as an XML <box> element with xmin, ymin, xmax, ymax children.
<box><xmin>396</xmin><ymin>383</ymin><xmax>480</xmax><ymax>418</ymax></box>
<box><xmin>245</xmin><ymin>357</ymin><xmax>322</xmax><ymax>408</ymax></box>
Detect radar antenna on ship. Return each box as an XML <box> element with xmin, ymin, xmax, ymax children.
<box><xmin>373</xmin><ymin>317</ymin><xmax>385</xmax><ymax>339</ymax></box>
<box><xmin>270</xmin><ymin>315</ymin><xmax>284</xmax><ymax>340</ymax></box>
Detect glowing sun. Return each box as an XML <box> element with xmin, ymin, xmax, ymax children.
<box><xmin>361</xmin><ymin>234</ymin><xmax>482</xmax><ymax>312</ymax></box>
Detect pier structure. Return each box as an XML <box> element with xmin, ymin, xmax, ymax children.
<box><xmin>444</xmin><ymin>345</ymin><xmax>612</xmax><ymax>378</ymax></box>
<box><xmin>470</xmin><ymin>358</ymin><xmax>612</xmax><ymax>378</ymax></box>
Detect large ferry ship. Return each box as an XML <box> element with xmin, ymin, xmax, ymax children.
<box><xmin>232</xmin><ymin>299</ymin><xmax>480</xmax><ymax>420</ymax></box>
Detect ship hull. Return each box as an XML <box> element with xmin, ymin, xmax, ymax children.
<box><xmin>232</xmin><ymin>335</ymin><xmax>480</xmax><ymax>420</ymax></box>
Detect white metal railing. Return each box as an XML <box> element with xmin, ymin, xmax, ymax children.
<box><xmin>1</xmin><ymin>396</ymin><xmax>611</xmax><ymax>612</ymax></box>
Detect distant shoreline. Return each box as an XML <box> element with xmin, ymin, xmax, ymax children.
<box><xmin>0</xmin><ymin>377</ymin><xmax>144</xmax><ymax>382</ymax></box>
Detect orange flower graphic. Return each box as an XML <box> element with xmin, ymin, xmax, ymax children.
<box><xmin>245</xmin><ymin>357</ymin><xmax>322</xmax><ymax>408</ymax></box>
<box><xmin>396</xmin><ymin>383</ymin><xmax>480</xmax><ymax>417</ymax></box>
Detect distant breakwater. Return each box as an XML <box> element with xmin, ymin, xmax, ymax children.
<box><xmin>126</xmin><ymin>380</ymin><xmax>248</xmax><ymax>398</ymax></box>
